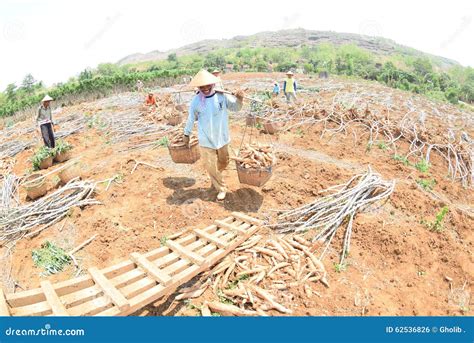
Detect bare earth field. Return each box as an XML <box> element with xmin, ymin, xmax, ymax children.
<box><xmin>1</xmin><ymin>73</ymin><xmax>472</xmax><ymax>316</ymax></box>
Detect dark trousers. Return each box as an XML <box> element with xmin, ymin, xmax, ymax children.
<box><xmin>40</xmin><ymin>123</ymin><xmax>55</xmax><ymax>148</ymax></box>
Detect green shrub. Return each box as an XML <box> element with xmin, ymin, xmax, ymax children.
<box><xmin>32</xmin><ymin>241</ymin><xmax>71</xmax><ymax>275</ymax></box>
<box><xmin>415</xmin><ymin>159</ymin><xmax>430</xmax><ymax>173</ymax></box>
<box><xmin>393</xmin><ymin>154</ymin><xmax>410</xmax><ymax>166</ymax></box>
<box><xmin>54</xmin><ymin>140</ymin><xmax>73</xmax><ymax>154</ymax></box>
<box><xmin>416</xmin><ymin>178</ymin><xmax>436</xmax><ymax>191</ymax></box>
<box><xmin>31</xmin><ymin>146</ymin><xmax>55</xmax><ymax>170</ymax></box>
<box><xmin>155</xmin><ymin>136</ymin><xmax>169</xmax><ymax>148</ymax></box>
<box><xmin>425</xmin><ymin>206</ymin><xmax>449</xmax><ymax>232</ymax></box>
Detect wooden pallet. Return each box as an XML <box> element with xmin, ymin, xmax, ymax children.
<box><xmin>0</xmin><ymin>212</ymin><xmax>261</xmax><ymax>316</ymax></box>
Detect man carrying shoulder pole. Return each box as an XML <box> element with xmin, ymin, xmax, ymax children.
<box><xmin>183</xmin><ymin>70</ymin><xmax>244</xmax><ymax>201</ymax></box>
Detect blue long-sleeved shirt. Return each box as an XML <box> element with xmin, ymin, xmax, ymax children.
<box><xmin>184</xmin><ymin>92</ymin><xmax>242</xmax><ymax>149</ymax></box>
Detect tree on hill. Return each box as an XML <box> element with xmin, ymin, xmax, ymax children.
<box><xmin>21</xmin><ymin>74</ymin><xmax>37</xmax><ymax>94</ymax></box>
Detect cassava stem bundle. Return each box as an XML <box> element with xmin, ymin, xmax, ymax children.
<box><xmin>0</xmin><ymin>180</ymin><xmax>99</xmax><ymax>247</ymax></box>
<box><xmin>271</xmin><ymin>167</ymin><xmax>395</xmax><ymax>264</ymax></box>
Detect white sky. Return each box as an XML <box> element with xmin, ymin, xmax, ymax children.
<box><xmin>0</xmin><ymin>0</ymin><xmax>473</xmax><ymax>90</ymax></box>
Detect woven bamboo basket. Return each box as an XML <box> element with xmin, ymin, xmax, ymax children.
<box><xmin>54</xmin><ymin>150</ymin><xmax>72</xmax><ymax>163</ymax></box>
<box><xmin>262</xmin><ymin>120</ymin><xmax>281</xmax><ymax>134</ymax></box>
<box><xmin>24</xmin><ymin>173</ymin><xmax>47</xmax><ymax>200</ymax></box>
<box><xmin>58</xmin><ymin>162</ymin><xmax>81</xmax><ymax>184</ymax></box>
<box><xmin>167</xmin><ymin>115</ymin><xmax>183</xmax><ymax>126</ymax></box>
<box><xmin>168</xmin><ymin>141</ymin><xmax>200</xmax><ymax>164</ymax></box>
<box><xmin>246</xmin><ymin>115</ymin><xmax>263</xmax><ymax>126</ymax></box>
<box><xmin>39</xmin><ymin>156</ymin><xmax>53</xmax><ymax>170</ymax></box>
<box><xmin>236</xmin><ymin>162</ymin><xmax>273</xmax><ymax>187</ymax></box>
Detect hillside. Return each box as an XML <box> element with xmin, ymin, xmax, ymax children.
<box><xmin>117</xmin><ymin>28</ymin><xmax>460</xmax><ymax>69</ymax></box>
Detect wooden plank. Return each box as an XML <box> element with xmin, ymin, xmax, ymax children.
<box><xmin>124</xmin><ymin>223</ymin><xmax>255</xmax><ymax>316</ymax></box>
<box><xmin>61</xmin><ymin>286</ymin><xmax>102</xmax><ymax>309</ymax></box>
<box><xmin>4</xmin><ymin>219</ymin><xmax>236</xmax><ymax>309</ymax></box>
<box><xmin>113</xmin><ymin>221</ymin><xmax>258</xmax><ymax>316</ymax></box>
<box><xmin>112</xmin><ymin>269</ymin><xmax>146</xmax><ymax>290</ymax></box>
<box><xmin>10</xmin><ymin>301</ymin><xmax>50</xmax><ymax>316</ymax></box>
<box><xmin>112</xmin><ymin>230</ymin><xmax>223</xmax><ymax>292</ymax></box>
<box><xmin>130</xmin><ymin>253</ymin><xmax>172</xmax><ymax>286</ymax></box>
<box><xmin>40</xmin><ymin>281</ymin><xmax>69</xmax><ymax>316</ymax></box>
<box><xmin>215</xmin><ymin>219</ymin><xmax>246</xmax><ymax>234</ymax></box>
<box><xmin>4</xmin><ymin>213</ymin><xmax>260</xmax><ymax>317</ymax></box>
<box><xmin>68</xmin><ymin>295</ymin><xmax>112</xmax><ymax>316</ymax></box>
<box><xmin>88</xmin><ymin>267</ymin><xmax>130</xmax><ymax>312</ymax></box>
<box><xmin>165</xmin><ymin>240</ymin><xmax>205</xmax><ymax>266</ymax></box>
<box><xmin>0</xmin><ymin>287</ymin><xmax>10</xmax><ymax>316</ymax></box>
<box><xmin>231</xmin><ymin>212</ymin><xmax>263</xmax><ymax>226</ymax></box>
<box><xmin>193</xmin><ymin>229</ymin><xmax>228</xmax><ymax>249</ymax></box>
<box><xmin>121</xmin><ymin>277</ymin><xmax>156</xmax><ymax>300</ymax></box>
<box><xmin>6</xmin><ymin>288</ymin><xmax>46</xmax><ymax>308</ymax></box>
<box><xmin>161</xmin><ymin>226</ymin><xmax>242</xmax><ymax>276</ymax></box>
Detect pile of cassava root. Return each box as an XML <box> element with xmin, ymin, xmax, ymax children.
<box><xmin>174</xmin><ymin>233</ymin><xmax>328</xmax><ymax>316</ymax></box>
<box><xmin>233</xmin><ymin>144</ymin><xmax>275</xmax><ymax>169</ymax></box>
<box><xmin>168</xmin><ymin>130</ymin><xmax>198</xmax><ymax>147</ymax></box>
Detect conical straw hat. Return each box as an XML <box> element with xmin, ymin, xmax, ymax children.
<box><xmin>41</xmin><ymin>95</ymin><xmax>53</xmax><ymax>102</ymax></box>
<box><xmin>286</xmin><ymin>70</ymin><xmax>294</xmax><ymax>75</ymax></box>
<box><xmin>189</xmin><ymin>70</ymin><xmax>220</xmax><ymax>88</ymax></box>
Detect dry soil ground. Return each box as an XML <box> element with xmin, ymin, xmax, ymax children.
<box><xmin>1</xmin><ymin>73</ymin><xmax>472</xmax><ymax>316</ymax></box>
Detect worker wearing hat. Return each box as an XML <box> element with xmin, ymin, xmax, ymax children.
<box><xmin>283</xmin><ymin>71</ymin><xmax>297</xmax><ymax>103</ymax></box>
<box><xmin>36</xmin><ymin>95</ymin><xmax>55</xmax><ymax>148</ymax></box>
<box><xmin>183</xmin><ymin>70</ymin><xmax>244</xmax><ymax>201</ymax></box>
<box><xmin>211</xmin><ymin>69</ymin><xmax>224</xmax><ymax>90</ymax></box>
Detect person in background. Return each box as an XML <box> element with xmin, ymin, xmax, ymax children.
<box><xmin>184</xmin><ymin>70</ymin><xmax>244</xmax><ymax>201</ymax></box>
<box><xmin>283</xmin><ymin>71</ymin><xmax>297</xmax><ymax>103</ymax></box>
<box><xmin>145</xmin><ymin>92</ymin><xmax>158</xmax><ymax>108</ymax></box>
<box><xmin>272</xmin><ymin>81</ymin><xmax>280</xmax><ymax>98</ymax></box>
<box><xmin>211</xmin><ymin>69</ymin><xmax>225</xmax><ymax>90</ymax></box>
<box><xmin>136</xmin><ymin>79</ymin><xmax>144</xmax><ymax>92</ymax></box>
<box><xmin>36</xmin><ymin>95</ymin><xmax>55</xmax><ymax>148</ymax></box>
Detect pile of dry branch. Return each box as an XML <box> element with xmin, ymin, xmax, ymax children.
<box><xmin>0</xmin><ymin>180</ymin><xmax>99</xmax><ymax>248</ymax></box>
